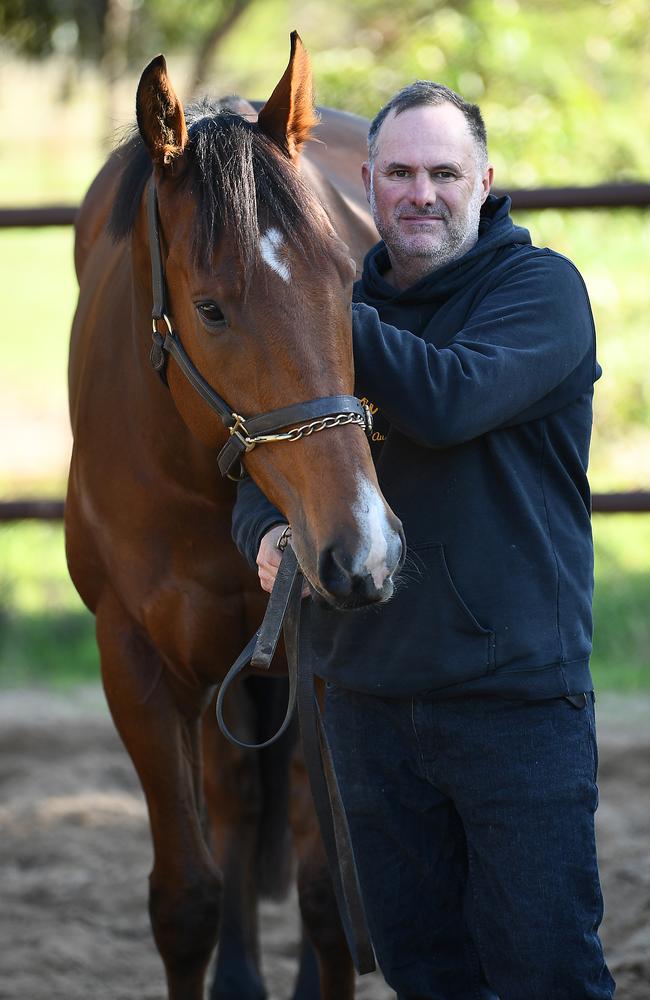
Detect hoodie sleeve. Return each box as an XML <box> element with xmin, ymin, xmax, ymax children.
<box><xmin>231</xmin><ymin>475</ymin><xmax>286</xmax><ymax>569</ymax></box>
<box><xmin>352</xmin><ymin>252</ymin><xmax>598</xmax><ymax>448</ymax></box>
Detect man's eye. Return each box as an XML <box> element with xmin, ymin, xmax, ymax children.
<box><xmin>434</xmin><ymin>171</ymin><xmax>455</xmax><ymax>180</ymax></box>
<box><xmin>196</xmin><ymin>301</ymin><xmax>225</xmax><ymax>325</ymax></box>
<box><xmin>392</xmin><ymin>170</ymin><xmax>410</xmax><ymax>178</ymax></box>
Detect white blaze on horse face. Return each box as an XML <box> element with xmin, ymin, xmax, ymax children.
<box><xmin>354</xmin><ymin>476</ymin><xmax>391</xmax><ymax>590</ymax></box>
<box><xmin>260</xmin><ymin>228</ymin><xmax>291</xmax><ymax>282</ymax></box>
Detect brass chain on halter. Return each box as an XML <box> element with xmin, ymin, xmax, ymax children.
<box><xmin>228</xmin><ymin>407</ymin><xmax>372</xmax><ymax>452</ymax></box>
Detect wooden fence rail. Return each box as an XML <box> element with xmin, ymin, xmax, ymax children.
<box><xmin>2</xmin><ymin>493</ymin><xmax>650</xmax><ymax>523</ymax></box>
<box><xmin>1</xmin><ymin>183</ymin><xmax>649</xmax><ymax>230</ymax></box>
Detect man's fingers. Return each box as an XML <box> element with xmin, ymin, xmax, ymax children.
<box><xmin>255</xmin><ymin>524</ymin><xmax>314</xmax><ymax>598</ymax></box>
<box><xmin>257</xmin><ymin>523</ymin><xmax>289</xmax><ymax>593</ymax></box>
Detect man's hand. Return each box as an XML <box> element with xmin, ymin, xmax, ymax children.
<box><xmin>257</xmin><ymin>524</ymin><xmax>310</xmax><ymax>597</ymax></box>
<box><xmin>256</xmin><ymin>524</ymin><xmax>287</xmax><ymax>594</ymax></box>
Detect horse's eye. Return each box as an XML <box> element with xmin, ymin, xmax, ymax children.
<box><xmin>196</xmin><ymin>301</ymin><xmax>226</xmax><ymax>326</ymax></box>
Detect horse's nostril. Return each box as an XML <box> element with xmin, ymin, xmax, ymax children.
<box><xmin>317</xmin><ymin>542</ymin><xmax>395</xmax><ymax>607</ymax></box>
<box><xmin>318</xmin><ymin>546</ymin><xmax>354</xmax><ymax>600</ymax></box>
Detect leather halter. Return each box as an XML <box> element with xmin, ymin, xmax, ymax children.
<box><xmin>146</xmin><ymin>183</ymin><xmax>372</xmax><ymax>480</ymax></box>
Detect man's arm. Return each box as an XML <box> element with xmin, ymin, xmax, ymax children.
<box><xmin>353</xmin><ymin>253</ymin><xmax>598</xmax><ymax>448</ymax></box>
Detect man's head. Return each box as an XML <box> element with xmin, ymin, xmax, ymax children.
<box><xmin>363</xmin><ymin>81</ymin><xmax>493</xmax><ymax>288</ymax></box>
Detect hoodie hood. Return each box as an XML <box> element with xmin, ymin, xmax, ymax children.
<box><xmin>355</xmin><ymin>194</ymin><xmax>532</xmax><ymax>311</ymax></box>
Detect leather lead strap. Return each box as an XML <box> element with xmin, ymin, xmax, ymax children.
<box><xmin>250</xmin><ymin>549</ymin><xmax>302</xmax><ymax>668</ymax></box>
<box><xmin>290</xmin><ymin>597</ymin><xmax>376</xmax><ymax>975</ymax></box>
<box><xmin>215</xmin><ymin>549</ymin><xmax>302</xmax><ymax>751</ymax></box>
<box><xmin>216</xmin><ymin>548</ymin><xmax>376</xmax><ymax>975</ymax></box>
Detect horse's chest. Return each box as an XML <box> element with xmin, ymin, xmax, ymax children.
<box><xmin>140</xmin><ymin>572</ymin><xmax>266</xmax><ymax>684</ymax></box>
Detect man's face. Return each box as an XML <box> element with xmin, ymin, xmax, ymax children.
<box><xmin>362</xmin><ymin>103</ymin><xmax>493</xmax><ymax>285</ymax></box>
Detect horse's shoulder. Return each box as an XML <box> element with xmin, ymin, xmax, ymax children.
<box><xmin>303</xmin><ymin>107</ymin><xmax>376</xmax><ymax>270</ymax></box>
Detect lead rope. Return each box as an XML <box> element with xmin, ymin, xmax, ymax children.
<box><xmin>216</xmin><ymin>546</ymin><xmax>376</xmax><ymax>975</ymax></box>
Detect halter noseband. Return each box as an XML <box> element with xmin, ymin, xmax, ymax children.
<box><xmin>146</xmin><ymin>184</ymin><xmax>372</xmax><ymax>480</ymax></box>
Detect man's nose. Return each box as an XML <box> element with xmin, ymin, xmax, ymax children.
<box><xmin>408</xmin><ymin>172</ymin><xmax>436</xmax><ymax>206</ymax></box>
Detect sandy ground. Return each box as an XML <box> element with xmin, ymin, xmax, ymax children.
<box><xmin>0</xmin><ymin>687</ymin><xmax>648</xmax><ymax>1000</ymax></box>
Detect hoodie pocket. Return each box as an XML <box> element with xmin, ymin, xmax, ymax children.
<box><xmin>407</xmin><ymin>543</ymin><xmax>496</xmax><ymax>676</ymax></box>
<box><xmin>311</xmin><ymin>542</ymin><xmax>496</xmax><ymax>693</ymax></box>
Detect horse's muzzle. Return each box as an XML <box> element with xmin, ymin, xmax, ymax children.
<box><xmin>315</xmin><ymin>529</ymin><xmax>404</xmax><ymax>610</ymax></box>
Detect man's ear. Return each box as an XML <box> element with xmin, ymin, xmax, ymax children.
<box><xmin>257</xmin><ymin>31</ymin><xmax>318</xmax><ymax>160</ymax></box>
<box><xmin>361</xmin><ymin>162</ymin><xmax>372</xmax><ymax>204</ymax></box>
<box><xmin>480</xmin><ymin>165</ymin><xmax>494</xmax><ymax>204</ymax></box>
<box><xmin>136</xmin><ymin>54</ymin><xmax>188</xmax><ymax>169</ymax></box>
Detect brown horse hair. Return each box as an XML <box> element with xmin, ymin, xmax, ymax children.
<box><xmin>108</xmin><ymin>98</ymin><xmax>331</xmax><ymax>287</ymax></box>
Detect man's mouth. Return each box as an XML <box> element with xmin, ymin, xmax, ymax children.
<box><xmin>399</xmin><ymin>214</ymin><xmax>446</xmax><ymax>224</ymax></box>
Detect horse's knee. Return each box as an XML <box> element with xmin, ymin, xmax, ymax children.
<box><xmin>297</xmin><ymin>865</ymin><xmax>355</xmax><ymax>999</ymax></box>
<box><xmin>298</xmin><ymin>867</ymin><xmax>346</xmax><ymax>953</ymax></box>
<box><xmin>149</xmin><ymin>868</ymin><xmax>223</xmax><ymax>981</ymax></box>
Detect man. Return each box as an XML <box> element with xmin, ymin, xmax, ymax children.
<box><xmin>233</xmin><ymin>82</ymin><xmax>614</xmax><ymax>999</ymax></box>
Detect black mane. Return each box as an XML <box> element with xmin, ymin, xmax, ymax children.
<box><xmin>109</xmin><ymin>97</ymin><xmax>328</xmax><ymax>273</ymax></box>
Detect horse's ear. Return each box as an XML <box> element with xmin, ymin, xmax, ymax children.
<box><xmin>136</xmin><ymin>55</ymin><xmax>188</xmax><ymax>169</ymax></box>
<box><xmin>257</xmin><ymin>31</ymin><xmax>318</xmax><ymax>160</ymax></box>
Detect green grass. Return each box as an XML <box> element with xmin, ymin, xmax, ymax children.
<box><xmin>0</xmin><ymin>522</ymin><xmax>99</xmax><ymax>688</ymax></box>
<box><xmin>592</xmin><ymin>516</ymin><xmax>650</xmax><ymax>690</ymax></box>
<box><xmin>1</xmin><ymin>228</ymin><xmax>77</xmax><ymax>386</ymax></box>
<box><xmin>0</xmin><ymin>518</ymin><xmax>648</xmax><ymax>691</ymax></box>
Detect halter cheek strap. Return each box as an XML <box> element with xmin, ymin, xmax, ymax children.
<box><xmin>146</xmin><ymin>183</ymin><xmax>372</xmax><ymax>480</ymax></box>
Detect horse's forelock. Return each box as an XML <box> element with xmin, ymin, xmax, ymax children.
<box><xmin>109</xmin><ymin>99</ymin><xmax>328</xmax><ymax>283</ymax></box>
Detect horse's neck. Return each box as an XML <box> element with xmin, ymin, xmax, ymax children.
<box><xmin>299</xmin><ymin>107</ymin><xmax>377</xmax><ymax>273</ymax></box>
<box><xmin>299</xmin><ymin>157</ymin><xmax>376</xmax><ymax>274</ymax></box>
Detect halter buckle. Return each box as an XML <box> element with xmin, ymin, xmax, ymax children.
<box><xmin>362</xmin><ymin>402</ymin><xmax>373</xmax><ymax>437</ymax></box>
<box><xmin>229</xmin><ymin>413</ymin><xmax>256</xmax><ymax>453</ymax></box>
<box><xmin>150</xmin><ymin>316</ymin><xmax>175</xmax><ymax>377</ymax></box>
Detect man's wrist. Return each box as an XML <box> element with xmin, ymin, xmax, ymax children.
<box><xmin>257</xmin><ymin>520</ymin><xmax>288</xmax><ymax>555</ymax></box>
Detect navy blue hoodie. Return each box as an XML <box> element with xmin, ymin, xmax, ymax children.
<box><xmin>232</xmin><ymin>195</ymin><xmax>600</xmax><ymax>699</ymax></box>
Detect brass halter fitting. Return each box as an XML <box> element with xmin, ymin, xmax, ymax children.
<box><xmin>228</xmin><ymin>413</ymin><xmax>257</xmax><ymax>453</ymax></box>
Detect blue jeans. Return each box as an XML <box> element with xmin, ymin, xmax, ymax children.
<box><xmin>323</xmin><ymin>687</ymin><xmax>615</xmax><ymax>1000</ymax></box>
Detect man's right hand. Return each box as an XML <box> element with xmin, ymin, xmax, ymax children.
<box><xmin>257</xmin><ymin>524</ymin><xmax>310</xmax><ymax>597</ymax></box>
<box><xmin>256</xmin><ymin>524</ymin><xmax>288</xmax><ymax>594</ymax></box>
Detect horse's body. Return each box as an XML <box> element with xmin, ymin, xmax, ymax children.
<box><xmin>66</xmin><ymin>35</ymin><xmax>401</xmax><ymax>1000</ymax></box>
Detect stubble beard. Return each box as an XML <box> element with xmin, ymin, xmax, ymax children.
<box><xmin>369</xmin><ymin>175</ymin><xmax>485</xmax><ymax>283</ymax></box>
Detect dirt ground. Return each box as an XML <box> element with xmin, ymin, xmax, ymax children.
<box><xmin>0</xmin><ymin>687</ymin><xmax>648</xmax><ymax>1000</ymax></box>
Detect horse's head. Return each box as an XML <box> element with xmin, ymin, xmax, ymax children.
<box><xmin>123</xmin><ymin>32</ymin><xmax>403</xmax><ymax>608</ymax></box>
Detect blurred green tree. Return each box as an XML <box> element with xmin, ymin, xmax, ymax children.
<box><xmin>0</xmin><ymin>0</ymin><xmax>255</xmax><ymax>94</ymax></box>
<box><xmin>300</xmin><ymin>0</ymin><xmax>650</xmax><ymax>185</ymax></box>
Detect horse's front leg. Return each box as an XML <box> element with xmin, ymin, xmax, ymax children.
<box><xmin>201</xmin><ymin>687</ymin><xmax>268</xmax><ymax>1000</ymax></box>
<box><xmin>96</xmin><ymin>590</ymin><xmax>222</xmax><ymax>1000</ymax></box>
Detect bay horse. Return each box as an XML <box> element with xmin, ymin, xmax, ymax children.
<box><xmin>66</xmin><ymin>32</ymin><xmax>402</xmax><ymax>1000</ymax></box>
